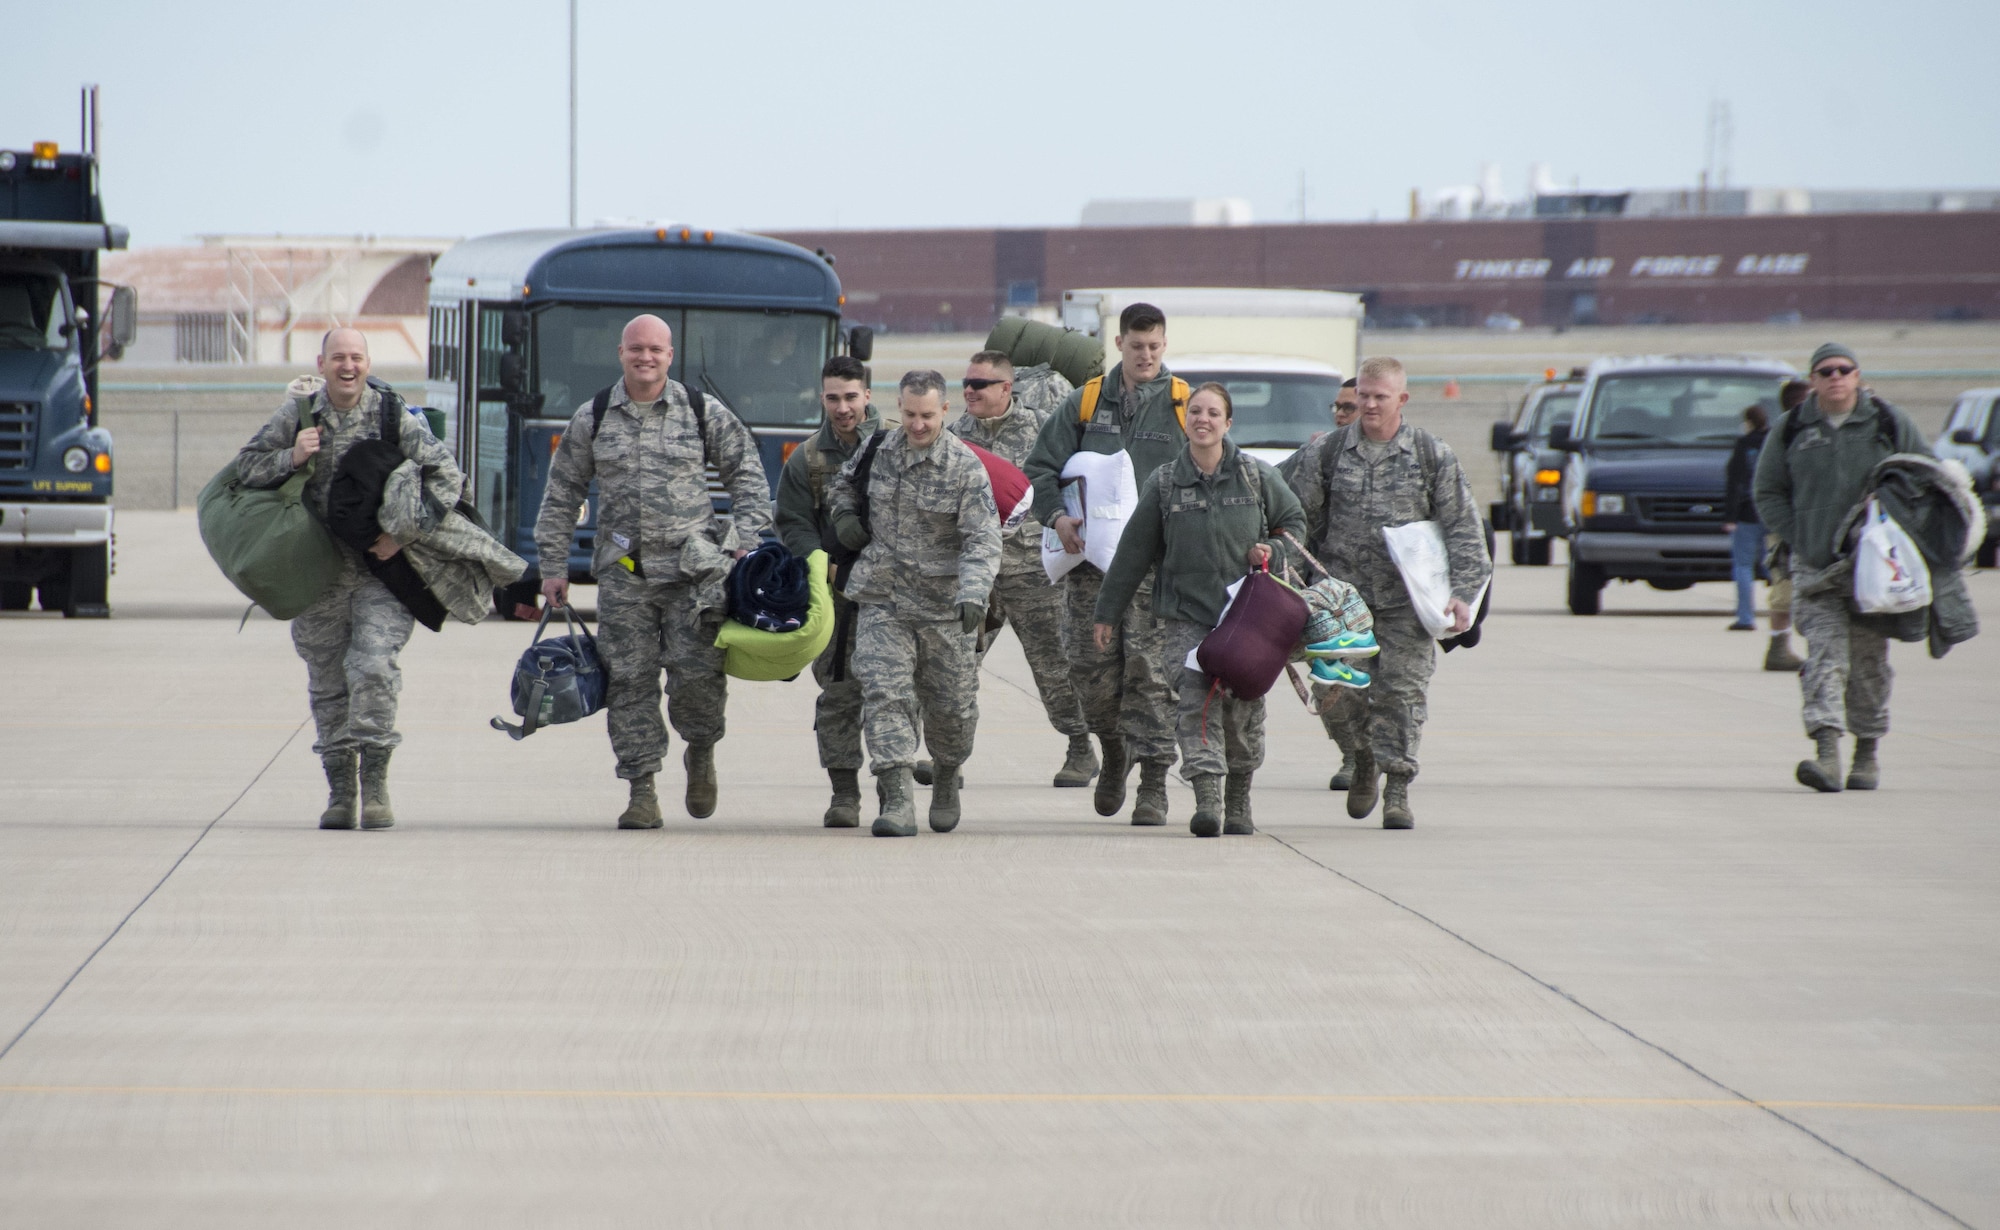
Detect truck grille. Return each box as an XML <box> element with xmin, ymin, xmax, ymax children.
<box><xmin>0</xmin><ymin>402</ymin><xmax>36</xmax><ymax>469</ymax></box>
<box><xmin>1638</xmin><ymin>494</ymin><xmax>1726</xmax><ymax>526</ymax></box>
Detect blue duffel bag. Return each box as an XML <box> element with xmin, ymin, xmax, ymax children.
<box><xmin>490</xmin><ymin>604</ymin><xmax>606</xmax><ymax>740</ymax></box>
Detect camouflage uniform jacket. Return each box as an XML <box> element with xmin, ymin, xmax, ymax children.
<box><xmin>774</xmin><ymin>408</ymin><xmax>882</xmax><ymax>559</ymax></box>
<box><xmin>378</xmin><ymin>461</ymin><xmax>528</xmax><ymax>625</ymax></box>
<box><xmin>1295</xmin><ymin>422</ymin><xmax>1492</xmax><ymax>609</ymax></box>
<box><xmin>949</xmin><ymin>398</ymin><xmax>1048</xmax><ymax>576</ymax></box>
<box><xmin>1023</xmin><ymin>362</ymin><xmax>1185</xmax><ymax>527</ymax></box>
<box><xmin>1097</xmin><ymin>439</ymin><xmax>1305</xmax><ymax>629</ymax></box>
<box><xmin>534</xmin><ymin>377</ymin><xmax>771</xmax><ymax>584</ymax></box>
<box><xmin>1011</xmin><ymin>364</ymin><xmax>1076</xmax><ymax>417</ymax></box>
<box><xmin>236</xmin><ymin>385</ymin><xmax>462</xmax><ymax>554</ymax></box>
<box><xmin>828</xmin><ymin>429</ymin><xmax>1001</xmax><ymax>620</ymax></box>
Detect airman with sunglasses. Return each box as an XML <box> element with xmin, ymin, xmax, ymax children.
<box><xmin>1754</xmin><ymin>342</ymin><xmax>1929</xmax><ymax>793</ymax></box>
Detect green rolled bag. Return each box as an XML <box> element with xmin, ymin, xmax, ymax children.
<box><xmin>982</xmin><ymin>318</ymin><xmax>1104</xmax><ymax>390</ymax></box>
<box><xmin>197</xmin><ymin>414</ymin><xmax>345</xmax><ymax>620</ymax></box>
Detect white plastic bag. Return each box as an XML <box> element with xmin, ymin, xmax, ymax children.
<box><xmin>1041</xmin><ymin>450</ymin><xmax>1139</xmax><ymax>583</ymax></box>
<box><xmin>1382</xmin><ymin>520</ymin><xmax>1487</xmax><ymax>641</ymax></box>
<box><xmin>1853</xmin><ymin>497</ymin><xmax>1932</xmax><ymax>614</ymax></box>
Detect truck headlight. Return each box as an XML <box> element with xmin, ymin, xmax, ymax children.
<box><xmin>1581</xmin><ymin>491</ymin><xmax>1625</xmax><ymax>517</ymax></box>
<box><xmin>63</xmin><ymin>447</ymin><xmax>90</xmax><ymax>473</ymax></box>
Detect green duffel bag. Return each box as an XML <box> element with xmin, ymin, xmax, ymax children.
<box><xmin>1052</xmin><ymin>328</ymin><xmax>1105</xmax><ymax>388</ymax></box>
<box><xmin>197</xmin><ymin>442</ymin><xmax>344</xmax><ymax>621</ymax></box>
<box><xmin>983</xmin><ymin>316</ymin><xmax>1030</xmax><ymax>358</ymax></box>
<box><xmin>1013</xmin><ymin>319</ymin><xmax>1062</xmax><ymax>369</ymax></box>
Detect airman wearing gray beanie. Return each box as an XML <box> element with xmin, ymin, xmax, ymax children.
<box><xmin>1808</xmin><ymin>342</ymin><xmax>1858</xmax><ymax>372</ymax></box>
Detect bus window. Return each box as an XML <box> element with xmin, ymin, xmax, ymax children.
<box><xmin>679</xmin><ymin>310</ymin><xmax>830</xmax><ymax>428</ymax></box>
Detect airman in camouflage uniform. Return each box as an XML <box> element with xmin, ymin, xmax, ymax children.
<box><xmin>1022</xmin><ymin>302</ymin><xmax>1183</xmax><ymax>825</ymax></box>
<box><xmin>829</xmin><ymin>370</ymin><xmax>1001</xmax><ymax>837</ymax></box>
<box><xmin>1294</xmin><ymin>358</ymin><xmax>1491</xmax><ymax>830</ymax></box>
<box><xmin>535</xmin><ymin>314</ymin><xmax>771</xmax><ymax>829</ymax></box>
<box><xmin>950</xmin><ymin>350</ymin><xmax>1094</xmax><ymax>788</ymax></box>
<box><xmin>1277</xmin><ymin>377</ymin><xmax>1363</xmax><ymax>789</ymax></box>
<box><xmin>235</xmin><ymin>329</ymin><xmax>463</xmax><ymax>831</ymax></box>
<box><xmin>774</xmin><ymin>355</ymin><xmax>881</xmax><ymax>826</ymax></box>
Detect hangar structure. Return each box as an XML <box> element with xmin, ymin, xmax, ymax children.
<box><xmin>768</xmin><ymin>212</ymin><xmax>2000</xmax><ymax>333</ymax></box>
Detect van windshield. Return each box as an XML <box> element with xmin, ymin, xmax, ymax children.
<box><xmin>1586</xmin><ymin>372</ymin><xmax>1783</xmax><ymax>445</ymax></box>
<box><xmin>535</xmin><ymin>305</ymin><xmax>832</xmax><ymax>427</ymax></box>
<box><xmin>1173</xmin><ymin>371</ymin><xmax>1346</xmax><ymax>449</ymax></box>
<box><xmin>0</xmin><ymin>272</ymin><xmax>69</xmax><ymax>351</ymax></box>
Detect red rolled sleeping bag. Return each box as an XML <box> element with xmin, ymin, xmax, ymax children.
<box><xmin>1196</xmin><ymin>566</ymin><xmax>1309</xmax><ymax>699</ymax></box>
<box><xmin>963</xmin><ymin>441</ymin><xmax>1033</xmax><ymax>527</ymax></box>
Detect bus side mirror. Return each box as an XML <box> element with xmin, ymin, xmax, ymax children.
<box><xmin>1549</xmin><ymin>422</ymin><xmax>1577</xmax><ymax>451</ymax></box>
<box><xmin>1490</xmin><ymin>421</ymin><xmax>1522</xmax><ymax>452</ymax></box>
<box><xmin>501</xmin><ymin>308</ymin><xmax>529</xmax><ymax>347</ymax></box>
<box><xmin>108</xmin><ymin>285</ymin><xmax>138</xmax><ymax>351</ymax></box>
<box><xmin>847</xmin><ymin>325</ymin><xmax>874</xmax><ymax>363</ymax></box>
<box><xmin>498</xmin><ymin>352</ymin><xmax>528</xmax><ymax>397</ymax></box>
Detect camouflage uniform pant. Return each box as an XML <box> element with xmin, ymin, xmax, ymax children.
<box><xmin>1062</xmin><ymin>564</ymin><xmax>1176</xmax><ymax>766</ymax></box>
<box><xmin>854</xmin><ymin>603</ymin><xmax>979</xmax><ymax>773</ymax></box>
<box><xmin>291</xmin><ymin>558</ymin><xmax>415</xmax><ymax>756</ymax></box>
<box><xmin>1311</xmin><ymin>683</ymin><xmax>1363</xmax><ymax>755</ymax></box>
<box><xmin>1324</xmin><ymin>604</ymin><xmax>1435</xmax><ymax>779</ymax></box>
<box><xmin>811</xmin><ymin>592</ymin><xmax>865</xmax><ymax>771</ymax></box>
<box><xmin>981</xmin><ymin>568</ymin><xmax>1086</xmax><ymax>737</ymax></box>
<box><xmin>1160</xmin><ymin>619</ymin><xmax>1265</xmax><ymax>777</ymax></box>
<box><xmin>1792</xmin><ymin>589</ymin><xmax>1892</xmax><ymax>738</ymax></box>
<box><xmin>598</xmin><ymin>564</ymin><xmax>728</xmax><ymax>780</ymax></box>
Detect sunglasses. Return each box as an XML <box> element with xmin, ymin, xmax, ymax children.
<box><xmin>962</xmin><ymin>377</ymin><xmax>1010</xmax><ymax>391</ymax></box>
<box><xmin>1813</xmin><ymin>364</ymin><xmax>1857</xmax><ymax>379</ymax></box>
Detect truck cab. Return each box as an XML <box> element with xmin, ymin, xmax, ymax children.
<box><xmin>1552</xmin><ymin>354</ymin><xmax>1793</xmax><ymax>614</ymax></box>
<box><xmin>1489</xmin><ymin>372</ymin><xmax>1584</xmax><ymax>566</ymax></box>
<box><xmin>1935</xmin><ymin>387</ymin><xmax>2000</xmax><ymax>567</ymax></box>
<box><xmin>0</xmin><ymin>125</ymin><xmax>133</xmax><ymax>617</ymax></box>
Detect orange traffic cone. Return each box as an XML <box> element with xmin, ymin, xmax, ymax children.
<box><xmin>1443</xmin><ymin>379</ymin><xmax>1460</xmax><ymax>400</ymax></box>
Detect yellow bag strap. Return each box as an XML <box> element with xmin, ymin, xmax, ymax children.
<box><xmin>1077</xmin><ymin>375</ymin><xmax>1190</xmax><ymax>432</ymax></box>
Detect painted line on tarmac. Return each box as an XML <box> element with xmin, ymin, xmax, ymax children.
<box><xmin>0</xmin><ymin>721</ymin><xmax>309</xmax><ymax>1068</ymax></box>
<box><xmin>0</xmin><ymin>1085</ymin><xmax>1991</xmax><ymax>1113</ymax></box>
<box><xmin>1261</xmin><ymin>832</ymin><xmax>1977</xmax><ymax>1230</ymax></box>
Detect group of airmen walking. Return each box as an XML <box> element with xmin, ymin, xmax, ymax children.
<box><xmin>241</xmin><ymin>304</ymin><xmax>1496</xmax><ymax>837</ymax></box>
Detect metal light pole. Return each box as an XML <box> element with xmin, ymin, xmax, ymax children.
<box><xmin>568</xmin><ymin>0</ymin><xmax>578</xmax><ymax>228</ymax></box>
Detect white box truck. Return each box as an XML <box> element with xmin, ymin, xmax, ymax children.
<box><xmin>1058</xmin><ymin>287</ymin><xmax>1364</xmax><ymax>465</ymax></box>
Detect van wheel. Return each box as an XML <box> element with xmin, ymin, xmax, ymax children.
<box><xmin>1567</xmin><ymin>560</ymin><xmax>1605</xmax><ymax>615</ymax></box>
<box><xmin>1525</xmin><ymin>537</ymin><xmax>1552</xmax><ymax>566</ymax></box>
<box><xmin>1978</xmin><ymin>537</ymin><xmax>1998</xmax><ymax>570</ymax></box>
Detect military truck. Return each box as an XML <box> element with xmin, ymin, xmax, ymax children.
<box><xmin>0</xmin><ymin>88</ymin><xmax>135</xmax><ymax>617</ymax></box>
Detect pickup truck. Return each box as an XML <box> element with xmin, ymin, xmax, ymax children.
<box><xmin>1550</xmin><ymin>355</ymin><xmax>1794</xmax><ymax>614</ymax></box>
<box><xmin>1935</xmin><ymin>386</ymin><xmax>2000</xmax><ymax>568</ymax></box>
<box><xmin>1489</xmin><ymin>372</ymin><xmax>1583</xmax><ymax>565</ymax></box>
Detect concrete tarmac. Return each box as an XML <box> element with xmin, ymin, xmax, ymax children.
<box><xmin>1</xmin><ymin>513</ymin><xmax>1994</xmax><ymax>1228</ymax></box>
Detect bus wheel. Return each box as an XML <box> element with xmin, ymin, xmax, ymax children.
<box><xmin>1</xmin><ymin>581</ymin><xmax>30</xmax><ymax>610</ymax></box>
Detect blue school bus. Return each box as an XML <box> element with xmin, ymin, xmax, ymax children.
<box><xmin>424</xmin><ymin>226</ymin><xmax>869</xmax><ymax>614</ymax></box>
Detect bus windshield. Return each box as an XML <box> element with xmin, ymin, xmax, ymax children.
<box><xmin>535</xmin><ymin>305</ymin><xmax>831</xmax><ymax>426</ymax></box>
<box><xmin>1586</xmin><ymin>373</ymin><xmax>1784</xmax><ymax>445</ymax></box>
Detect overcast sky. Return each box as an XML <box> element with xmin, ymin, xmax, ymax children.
<box><xmin>9</xmin><ymin>0</ymin><xmax>1998</xmax><ymax>246</ymax></box>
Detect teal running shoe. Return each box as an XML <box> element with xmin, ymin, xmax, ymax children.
<box><xmin>1304</xmin><ymin>630</ymin><xmax>1379</xmax><ymax>659</ymax></box>
<box><xmin>1309</xmin><ymin>659</ymin><xmax>1371</xmax><ymax>688</ymax></box>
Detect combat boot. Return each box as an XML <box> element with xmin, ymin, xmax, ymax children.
<box><xmin>823</xmin><ymin>768</ymin><xmax>862</xmax><ymax>828</ymax></box>
<box><xmin>1846</xmin><ymin>736</ymin><xmax>1880</xmax><ymax>791</ymax></box>
<box><xmin>618</xmin><ymin>775</ymin><xmax>663</xmax><ymax>829</ymax></box>
<box><xmin>1224</xmin><ymin>772</ymin><xmax>1255</xmax><ymax>835</ymax></box>
<box><xmin>1329</xmin><ymin>749</ymin><xmax>1355</xmax><ymax>792</ymax></box>
<box><xmin>929</xmin><ymin>761</ymin><xmax>963</xmax><ymax>832</ymax></box>
<box><xmin>1188</xmin><ymin>775</ymin><xmax>1223</xmax><ymax>838</ymax></box>
<box><xmin>872</xmin><ymin>767</ymin><xmax>918</xmax><ymax>837</ymax></box>
<box><xmin>684</xmin><ymin>743</ymin><xmax>718</xmax><ymax>818</ymax></box>
<box><xmin>1795</xmin><ymin>727</ymin><xmax>1844</xmax><ymax>793</ymax></box>
<box><xmin>1130</xmin><ymin>760</ymin><xmax>1170</xmax><ymax>826</ymax></box>
<box><xmin>1053</xmin><ymin>734</ymin><xmax>1099</xmax><ymax>787</ymax></box>
<box><xmin>1381</xmin><ymin>774</ymin><xmax>1414</xmax><ymax>830</ymax></box>
<box><xmin>1764</xmin><ymin>636</ymin><xmax>1803</xmax><ymax>672</ymax></box>
<box><xmin>1093</xmin><ymin>734</ymin><xmax>1130</xmax><ymax>816</ymax></box>
<box><xmin>318</xmin><ymin>751</ymin><xmax>358</xmax><ymax>830</ymax></box>
<box><xmin>359</xmin><ymin>747</ymin><xmax>396</xmax><ymax>830</ymax></box>
<box><xmin>1346</xmin><ymin>750</ymin><xmax>1380</xmax><ymax>820</ymax></box>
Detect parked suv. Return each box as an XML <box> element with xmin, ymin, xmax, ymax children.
<box><xmin>1552</xmin><ymin>355</ymin><xmax>1795</xmax><ymax>614</ymax></box>
<box><xmin>1935</xmin><ymin>387</ymin><xmax>2000</xmax><ymax>568</ymax></box>
<box><xmin>1489</xmin><ymin>371</ymin><xmax>1584</xmax><ymax>565</ymax></box>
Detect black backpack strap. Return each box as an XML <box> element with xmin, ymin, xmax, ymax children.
<box><xmin>686</xmin><ymin>384</ymin><xmax>708</xmax><ymax>446</ymax></box>
<box><xmin>589</xmin><ymin>385</ymin><xmax>615</xmax><ymax>438</ymax></box>
<box><xmin>852</xmin><ymin>428</ymin><xmax>888</xmax><ymax>531</ymax></box>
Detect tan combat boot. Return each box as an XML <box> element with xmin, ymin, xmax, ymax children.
<box><xmin>359</xmin><ymin>748</ymin><xmax>395</xmax><ymax>830</ymax></box>
<box><xmin>684</xmin><ymin>743</ymin><xmax>718</xmax><ymax>818</ymax></box>
<box><xmin>318</xmin><ymin>751</ymin><xmax>358</xmax><ymax>830</ymax></box>
<box><xmin>618</xmin><ymin>775</ymin><xmax>663</xmax><ymax>829</ymax></box>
